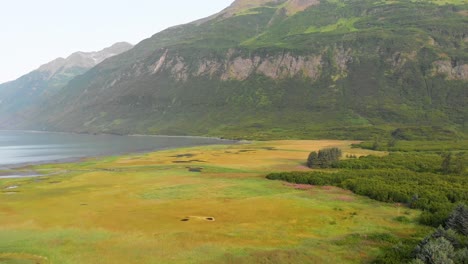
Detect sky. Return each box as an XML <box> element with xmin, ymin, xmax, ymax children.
<box><xmin>0</xmin><ymin>0</ymin><xmax>234</xmax><ymax>83</ymax></box>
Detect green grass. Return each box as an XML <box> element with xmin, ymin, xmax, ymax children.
<box><xmin>305</xmin><ymin>18</ymin><xmax>360</xmax><ymax>33</ymax></box>
<box><xmin>0</xmin><ymin>141</ymin><xmax>428</xmax><ymax>263</ymax></box>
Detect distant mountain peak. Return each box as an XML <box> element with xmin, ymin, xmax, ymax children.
<box><xmin>0</xmin><ymin>41</ymin><xmax>134</xmax><ymax>128</ymax></box>
<box><xmin>38</xmin><ymin>42</ymin><xmax>133</xmax><ymax>78</ymax></box>
<box><xmin>102</xmin><ymin>42</ymin><xmax>134</xmax><ymax>54</ymax></box>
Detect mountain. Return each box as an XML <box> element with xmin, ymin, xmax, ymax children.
<box><xmin>4</xmin><ymin>0</ymin><xmax>467</xmax><ymax>139</ymax></box>
<box><xmin>0</xmin><ymin>42</ymin><xmax>133</xmax><ymax>128</ymax></box>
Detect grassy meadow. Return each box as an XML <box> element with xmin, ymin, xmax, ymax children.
<box><xmin>0</xmin><ymin>141</ymin><xmax>429</xmax><ymax>263</ymax></box>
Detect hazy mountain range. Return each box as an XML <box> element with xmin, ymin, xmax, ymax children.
<box><xmin>0</xmin><ymin>42</ymin><xmax>133</xmax><ymax>128</ymax></box>
<box><xmin>0</xmin><ymin>0</ymin><xmax>466</xmax><ymax>139</ymax></box>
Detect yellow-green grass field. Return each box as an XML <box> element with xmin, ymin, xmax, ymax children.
<box><xmin>0</xmin><ymin>141</ymin><xmax>427</xmax><ymax>263</ymax></box>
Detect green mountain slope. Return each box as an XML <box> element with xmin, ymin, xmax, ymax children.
<box><xmin>6</xmin><ymin>0</ymin><xmax>467</xmax><ymax>139</ymax></box>
<box><xmin>0</xmin><ymin>42</ymin><xmax>133</xmax><ymax>128</ymax></box>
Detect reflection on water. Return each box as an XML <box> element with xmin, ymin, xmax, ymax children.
<box><xmin>0</xmin><ymin>174</ymin><xmax>41</xmax><ymax>179</ymax></box>
<box><xmin>0</xmin><ymin>130</ymin><xmax>236</xmax><ymax>169</ymax></box>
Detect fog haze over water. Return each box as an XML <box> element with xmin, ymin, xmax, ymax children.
<box><xmin>0</xmin><ymin>130</ymin><xmax>235</xmax><ymax>168</ymax></box>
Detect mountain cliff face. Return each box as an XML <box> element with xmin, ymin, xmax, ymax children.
<box><xmin>5</xmin><ymin>0</ymin><xmax>467</xmax><ymax>139</ymax></box>
<box><xmin>0</xmin><ymin>42</ymin><xmax>133</xmax><ymax>127</ymax></box>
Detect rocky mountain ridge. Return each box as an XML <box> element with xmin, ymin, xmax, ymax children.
<box><xmin>37</xmin><ymin>42</ymin><xmax>133</xmax><ymax>79</ymax></box>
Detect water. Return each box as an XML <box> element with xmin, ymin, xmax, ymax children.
<box><xmin>0</xmin><ymin>130</ymin><xmax>236</xmax><ymax>170</ymax></box>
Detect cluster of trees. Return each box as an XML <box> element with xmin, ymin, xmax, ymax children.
<box><xmin>307</xmin><ymin>148</ymin><xmax>342</xmax><ymax>168</ymax></box>
<box><xmin>410</xmin><ymin>205</ymin><xmax>468</xmax><ymax>264</ymax></box>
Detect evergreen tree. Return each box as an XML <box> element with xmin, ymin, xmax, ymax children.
<box><xmin>391</xmin><ymin>128</ymin><xmax>408</xmax><ymax>140</ymax></box>
<box><xmin>388</xmin><ymin>137</ymin><xmax>398</xmax><ymax>148</ymax></box>
<box><xmin>307</xmin><ymin>151</ymin><xmax>318</xmax><ymax>168</ymax></box>
<box><xmin>414</xmin><ymin>237</ymin><xmax>455</xmax><ymax>264</ymax></box>
<box><xmin>446</xmin><ymin>204</ymin><xmax>468</xmax><ymax>236</ymax></box>
<box><xmin>454</xmin><ymin>153</ymin><xmax>466</xmax><ymax>175</ymax></box>
<box><xmin>442</xmin><ymin>153</ymin><xmax>453</xmax><ymax>174</ymax></box>
<box><xmin>372</xmin><ymin>136</ymin><xmax>382</xmax><ymax>150</ymax></box>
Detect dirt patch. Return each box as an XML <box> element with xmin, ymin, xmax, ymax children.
<box><xmin>285</xmin><ymin>0</ymin><xmax>320</xmax><ymax>15</ymax></box>
<box><xmin>261</xmin><ymin>147</ymin><xmax>277</xmax><ymax>151</ymax></box>
<box><xmin>336</xmin><ymin>195</ymin><xmax>354</xmax><ymax>202</ymax></box>
<box><xmin>238</xmin><ymin>150</ymin><xmax>256</xmax><ymax>153</ymax></box>
<box><xmin>458</xmin><ymin>10</ymin><xmax>468</xmax><ymax>17</ymax></box>
<box><xmin>171</xmin><ymin>153</ymin><xmax>196</xmax><ymax>158</ymax></box>
<box><xmin>181</xmin><ymin>216</ymin><xmax>216</xmax><ymax>222</ymax></box>
<box><xmin>187</xmin><ymin>167</ymin><xmax>203</xmax><ymax>173</ymax></box>
<box><xmin>294</xmin><ymin>165</ymin><xmax>311</xmax><ymax>171</ymax></box>
<box><xmin>0</xmin><ymin>253</ymin><xmax>48</xmax><ymax>264</ymax></box>
<box><xmin>283</xmin><ymin>183</ymin><xmax>314</xmax><ymax>190</ymax></box>
<box><xmin>2</xmin><ymin>191</ymin><xmax>20</xmax><ymax>195</ymax></box>
<box><xmin>172</xmin><ymin>160</ymin><xmax>206</xmax><ymax>164</ymax></box>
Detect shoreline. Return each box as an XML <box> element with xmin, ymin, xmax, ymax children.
<box><xmin>0</xmin><ymin>129</ymin><xmax>245</xmax><ymax>142</ymax></box>
<box><xmin>0</xmin><ymin>132</ymin><xmax>244</xmax><ymax>179</ymax></box>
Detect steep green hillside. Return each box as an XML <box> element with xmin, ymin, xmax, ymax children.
<box><xmin>8</xmin><ymin>0</ymin><xmax>467</xmax><ymax>139</ymax></box>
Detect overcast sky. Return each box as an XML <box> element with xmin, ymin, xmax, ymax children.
<box><xmin>0</xmin><ymin>0</ymin><xmax>234</xmax><ymax>83</ymax></box>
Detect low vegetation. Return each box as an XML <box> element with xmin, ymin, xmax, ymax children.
<box><xmin>267</xmin><ymin>141</ymin><xmax>468</xmax><ymax>263</ymax></box>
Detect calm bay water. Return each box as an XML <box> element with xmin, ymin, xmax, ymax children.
<box><xmin>0</xmin><ymin>130</ymin><xmax>236</xmax><ymax>169</ymax></box>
